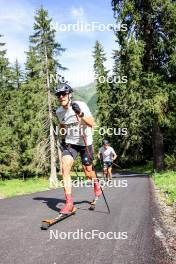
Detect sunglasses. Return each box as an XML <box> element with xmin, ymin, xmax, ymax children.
<box><xmin>57</xmin><ymin>92</ymin><xmax>67</xmax><ymax>98</ymax></box>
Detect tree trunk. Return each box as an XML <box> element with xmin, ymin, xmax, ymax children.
<box><xmin>55</xmin><ymin>126</ymin><xmax>62</xmax><ymax>175</ymax></box>
<box><xmin>141</xmin><ymin>1</ymin><xmax>164</xmax><ymax>172</ymax></box>
<box><xmin>44</xmin><ymin>46</ymin><xmax>58</xmax><ymax>188</ymax></box>
<box><xmin>57</xmin><ymin>139</ymin><xmax>62</xmax><ymax>175</ymax></box>
<box><xmin>121</xmin><ymin>140</ymin><xmax>130</xmax><ymax>158</ymax></box>
<box><xmin>152</xmin><ymin>122</ymin><xmax>164</xmax><ymax>172</ymax></box>
<box><xmin>48</xmin><ymin>94</ymin><xmax>57</xmax><ymax>185</ymax></box>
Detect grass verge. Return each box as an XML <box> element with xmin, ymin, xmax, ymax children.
<box><xmin>153</xmin><ymin>171</ymin><xmax>176</xmax><ymax>205</ymax></box>
<box><xmin>128</xmin><ymin>162</ymin><xmax>176</xmax><ymax>206</ymax></box>
<box><xmin>0</xmin><ymin>177</ymin><xmax>50</xmax><ymax>198</ymax></box>
<box><xmin>0</xmin><ymin>172</ymin><xmax>86</xmax><ymax>198</ymax></box>
<box><xmin>126</xmin><ymin>161</ymin><xmax>153</xmax><ymax>174</ymax></box>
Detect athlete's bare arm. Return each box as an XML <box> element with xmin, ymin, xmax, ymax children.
<box><xmin>113</xmin><ymin>152</ymin><xmax>117</xmax><ymax>160</ymax></box>
<box><xmin>97</xmin><ymin>152</ymin><xmax>101</xmax><ymax>160</ymax></box>
<box><xmin>80</xmin><ymin>115</ymin><xmax>95</xmax><ymax>128</ymax></box>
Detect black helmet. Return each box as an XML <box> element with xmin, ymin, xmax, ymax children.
<box><xmin>55</xmin><ymin>83</ymin><xmax>73</xmax><ymax>96</ymax></box>
<box><xmin>103</xmin><ymin>140</ymin><xmax>109</xmax><ymax>145</ymax></box>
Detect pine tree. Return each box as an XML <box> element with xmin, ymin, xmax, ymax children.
<box><xmin>93</xmin><ymin>41</ymin><xmax>111</xmax><ymax>143</ymax></box>
<box><xmin>0</xmin><ymin>35</ymin><xmax>21</xmax><ymax>178</ymax></box>
<box><xmin>111</xmin><ymin>0</ymin><xmax>176</xmax><ymax>171</ymax></box>
<box><xmin>110</xmin><ymin>37</ymin><xmax>149</xmax><ymax>164</ymax></box>
<box><xmin>0</xmin><ymin>35</ymin><xmax>12</xmax><ymax>89</ymax></box>
<box><xmin>12</xmin><ymin>59</ymin><xmax>24</xmax><ymax>90</ymax></box>
<box><xmin>25</xmin><ymin>46</ymin><xmax>41</xmax><ymax>80</ymax></box>
<box><xmin>21</xmin><ymin>7</ymin><xmax>65</xmax><ymax>184</ymax></box>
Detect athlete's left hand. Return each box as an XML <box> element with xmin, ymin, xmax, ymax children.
<box><xmin>71</xmin><ymin>102</ymin><xmax>81</xmax><ymax>115</ymax></box>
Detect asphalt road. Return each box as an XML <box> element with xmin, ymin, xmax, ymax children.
<box><xmin>0</xmin><ymin>172</ymin><xmax>168</xmax><ymax>264</ymax></box>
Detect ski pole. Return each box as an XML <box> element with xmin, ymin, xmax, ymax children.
<box><xmin>113</xmin><ymin>162</ymin><xmax>122</xmax><ymax>169</ymax></box>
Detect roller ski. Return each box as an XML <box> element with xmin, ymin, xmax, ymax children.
<box><xmin>41</xmin><ymin>206</ymin><xmax>77</xmax><ymax>230</ymax></box>
<box><xmin>41</xmin><ymin>194</ymin><xmax>77</xmax><ymax>230</ymax></box>
<box><xmin>89</xmin><ymin>196</ymin><xmax>99</xmax><ymax>211</ymax></box>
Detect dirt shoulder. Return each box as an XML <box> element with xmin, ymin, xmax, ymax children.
<box><xmin>153</xmin><ymin>182</ymin><xmax>176</xmax><ymax>263</ymax></box>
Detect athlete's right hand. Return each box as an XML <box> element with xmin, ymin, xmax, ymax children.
<box><xmin>71</xmin><ymin>102</ymin><xmax>81</xmax><ymax>115</ymax></box>
<box><xmin>60</xmin><ymin>138</ymin><xmax>66</xmax><ymax>151</ymax></box>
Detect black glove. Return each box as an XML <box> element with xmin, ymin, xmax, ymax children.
<box><xmin>71</xmin><ymin>102</ymin><xmax>81</xmax><ymax>115</ymax></box>
<box><xmin>60</xmin><ymin>138</ymin><xmax>66</xmax><ymax>151</ymax></box>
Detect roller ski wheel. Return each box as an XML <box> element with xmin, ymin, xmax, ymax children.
<box><xmin>41</xmin><ymin>206</ymin><xmax>77</xmax><ymax>230</ymax></box>
<box><xmin>89</xmin><ymin>197</ymin><xmax>99</xmax><ymax>211</ymax></box>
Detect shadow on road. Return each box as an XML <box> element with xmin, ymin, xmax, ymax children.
<box><xmin>33</xmin><ymin>197</ymin><xmax>90</xmax><ymax>212</ymax></box>
<box><xmin>33</xmin><ymin>171</ymin><xmax>149</xmax><ymax>215</ymax></box>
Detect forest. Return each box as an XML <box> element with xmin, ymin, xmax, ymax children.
<box><xmin>0</xmin><ymin>0</ymin><xmax>176</xmax><ymax>181</ymax></box>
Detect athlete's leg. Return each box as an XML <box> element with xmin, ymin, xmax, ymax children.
<box><xmin>103</xmin><ymin>167</ymin><xmax>108</xmax><ymax>179</ymax></box>
<box><xmin>107</xmin><ymin>166</ymin><xmax>112</xmax><ymax>180</ymax></box>
<box><xmin>81</xmin><ymin>145</ymin><xmax>102</xmax><ymax>197</ymax></box>
<box><xmin>60</xmin><ymin>146</ymin><xmax>77</xmax><ymax>214</ymax></box>
<box><xmin>82</xmin><ymin>165</ymin><xmax>102</xmax><ymax>197</ymax></box>
<box><xmin>103</xmin><ymin>162</ymin><xmax>108</xmax><ymax>180</ymax></box>
<box><xmin>82</xmin><ymin>164</ymin><xmax>95</xmax><ymax>179</ymax></box>
<box><xmin>80</xmin><ymin>145</ymin><xmax>95</xmax><ymax>179</ymax></box>
<box><xmin>61</xmin><ymin>155</ymin><xmax>74</xmax><ymax>194</ymax></box>
<box><xmin>60</xmin><ymin>155</ymin><xmax>74</xmax><ymax>214</ymax></box>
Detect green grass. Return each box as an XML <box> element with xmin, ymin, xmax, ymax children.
<box><xmin>153</xmin><ymin>171</ymin><xmax>176</xmax><ymax>205</ymax></box>
<box><xmin>70</xmin><ymin>171</ymin><xmax>85</xmax><ymax>178</ymax></box>
<box><xmin>127</xmin><ymin>162</ymin><xmax>176</xmax><ymax>205</ymax></box>
<box><xmin>126</xmin><ymin>161</ymin><xmax>153</xmax><ymax>174</ymax></box>
<box><xmin>0</xmin><ymin>172</ymin><xmax>86</xmax><ymax>198</ymax></box>
<box><xmin>0</xmin><ymin>177</ymin><xmax>50</xmax><ymax>198</ymax></box>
